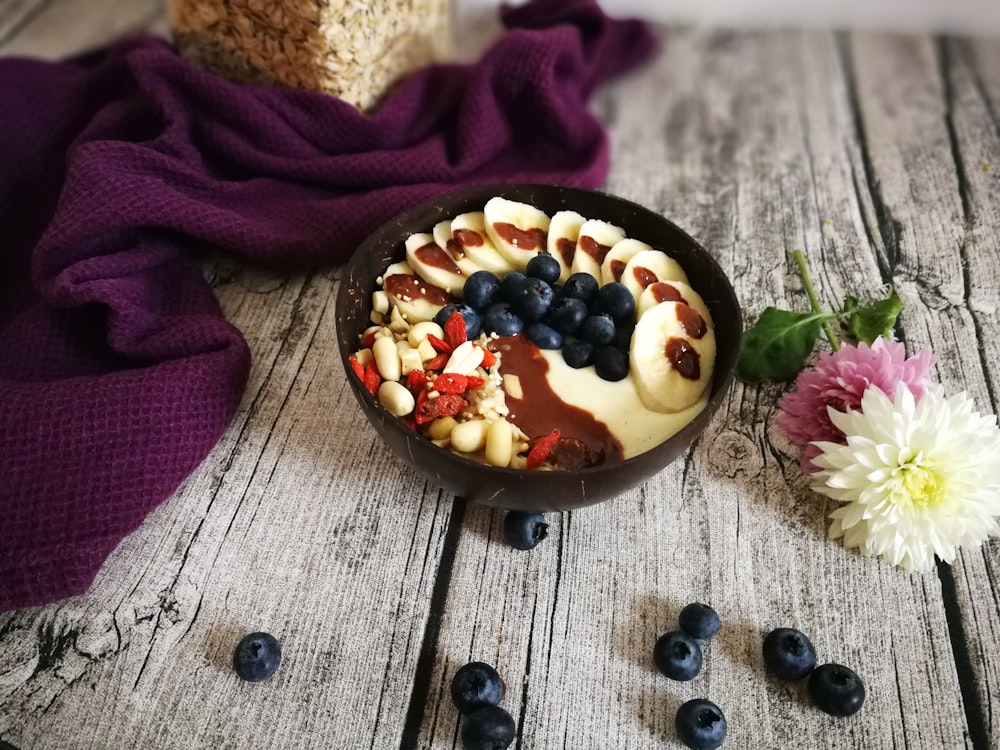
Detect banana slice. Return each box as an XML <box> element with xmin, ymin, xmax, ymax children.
<box><xmin>405</xmin><ymin>232</ymin><xmax>466</xmax><ymax>295</ymax></box>
<box><xmin>601</xmin><ymin>238</ymin><xmax>652</xmax><ymax>286</ymax></box>
<box><xmin>637</xmin><ymin>280</ymin><xmax>712</xmax><ymax>325</ymax></box>
<box><xmin>452</xmin><ymin>212</ymin><xmax>516</xmax><ymax>276</ymax></box>
<box><xmin>571</xmin><ymin>219</ymin><xmax>626</xmax><ymax>281</ymax></box>
<box><xmin>547</xmin><ymin>210</ymin><xmax>587</xmax><ymax>283</ymax></box>
<box><xmin>433</xmin><ymin>220</ymin><xmax>483</xmax><ymax>278</ymax></box>
<box><xmin>621</xmin><ymin>249</ymin><xmax>690</xmax><ymax>304</ymax></box>
<box><xmin>382</xmin><ymin>272</ymin><xmax>449</xmax><ymax>324</ymax></box>
<box><xmin>483</xmin><ymin>197</ymin><xmax>550</xmax><ymax>271</ymax></box>
<box><xmin>383</xmin><ymin>260</ymin><xmax>414</xmax><ymax>278</ymax></box>
<box><xmin>630</xmin><ymin>300</ymin><xmax>715</xmax><ymax>413</ymax></box>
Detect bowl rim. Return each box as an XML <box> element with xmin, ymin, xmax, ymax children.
<box><xmin>335</xmin><ymin>181</ymin><xmax>742</xmax><ymax>480</ymax></box>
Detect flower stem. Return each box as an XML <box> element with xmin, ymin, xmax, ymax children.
<box><xmin>793</xmin><ymin>249</ymin><xmax>840</xmax><ymax>352</ymax></box>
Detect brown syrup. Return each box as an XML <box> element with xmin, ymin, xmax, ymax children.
<box><xmin>665</xmin><ymin>338</ymin><xmax>700</xmax><ymax>380</ymax></box>
<box><xmin>579</xmin><ymin>235</ymin><xmax>611</xmax><ymax>264</ymax></box>
<box><xmin>493</xmin><ymin>222</ymin><xmax>546</xmax><ymax>250</ymax></box>
<box><xmin>491</xmin><ymin>336</ymin><xmax>624</xmax><ymax>468</ymax></box>
<box><xmin>383</xmin><ymin>274</ymin><xmax>451</xmax><ymax>305</ymax></box>
<box><xmin>414</xmin><ymin>243</ymin><xmax>461</xmax><ymax>274</ymax></box>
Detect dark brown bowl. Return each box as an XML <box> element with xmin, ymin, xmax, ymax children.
<box><xmin>335</xmin><ymin>183</ymin><xmax>741</xmax><ymax>512</ymax></box>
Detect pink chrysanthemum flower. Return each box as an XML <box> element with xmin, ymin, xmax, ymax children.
<box><xmin>777</xmin><ymin>337</ymin><xmax>935</xmax><ymax>472</ymax></box>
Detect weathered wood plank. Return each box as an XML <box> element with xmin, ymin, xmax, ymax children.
<box><xmin>0</xmin><ymin>266</ymin><xmax>456</xmax><ymax>748</ymax></box>
<box><xmin>412</xmin><ymin>27</ymin><xmax>975</xmax><ymax>749</ymax></box>
<box><xmin>0</xmin><ymin>0</ymin><xmax>163</xmax><ymax>57</ymax></box>
<box><xmin>844</xmin><ymin>31</ymin><xmax>1000</xmax><ymax>748</ymax></box>
<box><xmin>0</xmin><ymin>0</ymin><xmax>47</xmax><ymax>45</ymax></box>
<box><xmin>843</xmin><ymin>30</ymin><xmax>1000</xmax><ymax>748</ymax></box>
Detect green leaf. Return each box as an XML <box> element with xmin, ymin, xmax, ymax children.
<box><xmin>842</xmin><ymin>290</ymin><xmax>902</xmax><ymax>344</ymax></box>
<box><xmin>737</xmin><ymin>308</ymin><xmax>836</xmax><ymax>383</ymax></box>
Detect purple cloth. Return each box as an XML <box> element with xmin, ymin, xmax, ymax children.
<box><xmin>0</xmin><ymin>0</ymin><xmax>657</xmax><ymax>611</ymax></box>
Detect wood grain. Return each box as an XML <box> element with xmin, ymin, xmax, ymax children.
<box><xmin>1</xmin><ymin>4</ymin><xmax>999</xmax><ymax>750</ymax></box>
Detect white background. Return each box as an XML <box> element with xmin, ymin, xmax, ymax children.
<box><xmin>458</xmin><ymin>0</ymin><xmax>1000</xmax><ymax>35</ymax></box>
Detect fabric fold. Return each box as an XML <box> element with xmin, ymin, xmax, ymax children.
<box><xmin>0</xmin><ymin>0</ymin><xmax>658</xmax><ymax>611</ymax></box>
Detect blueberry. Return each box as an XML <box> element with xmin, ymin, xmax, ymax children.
<box><xmin>763</xmin><ymin>628</ymin><xmax>817</xmax><ymax>680</ymax></box>
<box><xmin>451</xmin><ymin>661</ymin><xmax>505</xmax><ymax>715</ymax></box>
<box><xmin>483</xmin><ymin>303</ymin><xmax>524</xmax><ymax>337</ymax></box>
<box><xmin>547</xmin><ymin>296</ymin><xmax>589</xmax><ymax>334</ymax></box>
<box><xmin>653</xmin><ymin>630</ymin><xmax>703</xmax><ymax>681</ymax></box>
<box><xmin>525</xmin><ymin>322</ymin><xmax>563</xmax><ymax>350</ymax></box>
<box><xmin>526</xmin><ymin>253</ymin><xmax>562</xmax><ymax>284</ymax></box>
<box><xmin>512</xmin><ymin>277</ymin><xmax>554</xmax><ymax>322</ymax></box>
<box><xmin>503</xmin><ymin>511</ymin><xmax>548</xmax><ymax>550</ymax></box>
<box><xmin>499</xmin><ymin>271</ymin><xmax>528</xmax><ymax>302</ymax></box>
<box><xmin>579</xmin><ymin>314</ymin><xmax>616</xmax><ymax>346</ymax></box>
<box><xmin>679</xmin><ymin>603</ymin><xmax>721</xmax><ymax>641</ymax></box>
<box><xmin>808</xmin><ymin>663</ymin><xmax>866</xmax><ymax>717</ymax></box>
<box><xmin>562</xmin><ymin>272</ymin><xmax>599</xmax><ymax>305</ymax></box>
<box><xmin>461</xmin><ymin>705</ymin><xmax>516</xmax><ymax>750</ymax></box>
<box><xmin>562</xmin><ymin>340</ymin><xmax>595</xmax><ymax>369</ymax></box>
<box><xmin>612</xmin><ymin>321</ymin><xmax>634</xmax><ymax>350</ymax></box>
<box><xmin>233</xmin><ymin>632</ymin><xmax>282</xmax><ymax>682</ymax></box>
<box><xmin>675</xmin><ymin>698</ymin><xmax>727</xmax><ymax>750</ymax></box>
<box><xmin>463</xmin><ymin>271</ymin><xmax>501</xmax><ymax>311</ymax></box>
<box><xmin>594</xmin><ymin>346</ymin><xmax>629</xmax><ymax>381</ymax></box>
<box><xmin>595</xmin><ymin>282</ymin><xmax>636</xmax><ymax>322</ymax></box>
<box><xmin>435</xmin><ymin>304</ymin><xmax>483</xmax><ymax>340</ymax></box>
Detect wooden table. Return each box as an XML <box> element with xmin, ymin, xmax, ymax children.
<box><xmin>2</xmin><ymin>2</ymin><xmax>999</xmax><ymax>748</ymax></box>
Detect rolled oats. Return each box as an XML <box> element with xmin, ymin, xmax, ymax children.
<box><xmin>168</xmin><ymin>0</ymin><xmax>452</xmax><ymax>110</ymax></box>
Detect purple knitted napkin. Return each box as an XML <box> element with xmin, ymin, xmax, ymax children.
<box><xmin>0</xmin><ymin>0</ymin><xmax>657</xmax><ymax>611</ymax></box>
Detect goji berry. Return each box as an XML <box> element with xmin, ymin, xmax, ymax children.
<box><xmin>426</xmin><ymin>334</ymin><xmax>453</xmax><ymax>354</ymax></box>
<box><xmin>414</xmin><ymin>391</ymin><xmax>466</xmax><ymax>424</ymax></box>
<box><xmin>364</xmin><ymin>361</ymin><xmax>381</xmax><ymax>395</ymax></box>
<box><xmin>362</xmin><ymin>330</ymin><xmax>377</xmax><ymax>348</ymax></box>
<box><xmin>425</xmin><ymin>353</ymin><xmax>449</xmax><ymax>371</ymax></box>
<box><xmin>479</xmin><ymin>346</ymin><xmax>497</xmax><ymax>368</ymax></box>
<box><xmin>435</xmin><ymin>373</ymin><xmax>468</xmax><ymax>394</ymax></box>
<box><xmin>526</xmin><ymin>429</ymin><xmax>561</xmax><ymax>470</ymax></box>
<box><xmin>406</xmin><ymin>369</ymin><xmax>428</xmax><ymax>394</ymax></box>
<box><xmin>465</xmin><ymin>376</ymin><xmax>486</xmax><ymax>389</ymax></box>
<box><xmin>432</xmin><ymin>393</ymin><xmax>465</xmax><ymax>417</ymax></box>
<box><xmin>414</xmin><ymin>389</ymin><xmax>433</xmax><ymax>424</ymax></box>
<box><xmin>444</xmin><ymin>311</ymin><xmax>468</xmax><ymax>349</ymax></box>
<box><xmin>348</xmin><ymin>356</ymin><xmax>365</xmax><ymax>381</ymax></box>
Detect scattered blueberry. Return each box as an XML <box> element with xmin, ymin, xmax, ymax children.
<box><xmin>525</xmin><ymin>322</ymin><xmax>563</xmax><ymax>350</ymax></box>
<box><xmin>763</xmin><ymin>628</ymin><xmax>817</xmax><ymax>680</ymax></box>
<box><xmin>562</xmin><ymin>340</ymin><xmax>595</xmax><ymax>369</ymax></box>
<box><xmin>562</xmin><ymin>272</ymin><xmax>599</xmax><ymax>305</ymax></box>
<box><xmin>435</xmin><ymin>304</ymin><xmax>483</xmax><ymax>340</ymax></box>
<box><xmin>594</xmin><ymin>346</ymin><xmax>629</xmax><ymax>381</ymax></box>
<box><xmin>579</xmin><ymin>314</ymin><xmax>616</xmax><ymax>346</ymax></box>
<box><xmin>499</xmin><ymin>271</ymin><xmax>528</xmax><ymax>302</ymax></box>
<box><xmin>653</xmin><ymin>630</ymin><xmax>703</xmax><ymax>681</ymax></box>
<box><xmin>808</xmin><ymin>663</ymin><xmax>866</xmax><ymax>717</ymax></box>
<box><xmin>463</xmin><ymin>271</ymin><xmax>501</xmax><ymax>311</ymax></box>
<box><xmin>675</xmin><ymin>698</ymin><xmax>727</xmax><ymax>750</ymax></box>
<box><xmin>233</xmin><ymin>632</ymin><xmax>282</xmax><ymax>682</ymax></box>
<box><xmin>679</xmin><ymin>603</ymin><xmax>721</xmax><ymax>641</ymax></box>
<box><xmin>595</xmin><ymin>282</ymin><xmax>636</xmax><ymax>322</ymax></box>
<box><xmin>451</xmin><ymin>661</ymin><xmax>505</xmax><ymax>715</ymax></box>
<box><xmin>483</xmin><ymin>303</ymin><xmax>524</xmax><ymax>337</ymax></box>
<box><xmin>526</xmin><ymin>253</ymin><xmax>562</xmax><ymax>284</ymax></box>
<box><xmin>512</xmin><ymin>277</ymin><xmax>555</xmax><ymax>322</ymax></box>
<box><xmin>547</xmin><ymin>296</ymin><xmax>589</xmax><ymax>335</ymax></box>
<box><xmin>461</xmin><ymin>705</ymin><xmax>516</xmax><ymax>750</ymax></box>
<box><xmin>503</xmin><ymin>511</ymin><xmax>548</xmax><ymax>550</ymax></box>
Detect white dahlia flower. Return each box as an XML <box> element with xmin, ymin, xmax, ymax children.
<box><xmin>809</xmin><ymin>383</ymin><xmax>1000</xmax><ymax>572</ymax></box>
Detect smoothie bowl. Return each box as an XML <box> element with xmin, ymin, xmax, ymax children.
<box><xmin>335</xmin><ymin>184</ymin><xmax>741</xmax><ymax>512</ymax></box>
